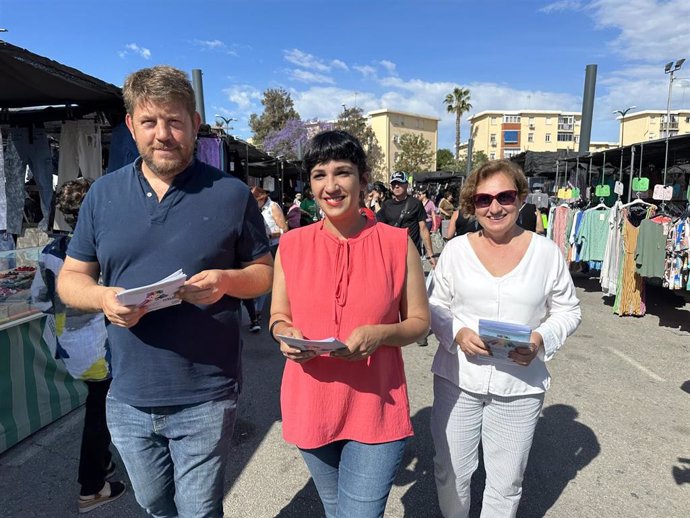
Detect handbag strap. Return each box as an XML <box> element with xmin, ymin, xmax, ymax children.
<box><xmin>394</xmin><ymin>197</ymin><xmax>413</xmax><ymax>227</ymax></box>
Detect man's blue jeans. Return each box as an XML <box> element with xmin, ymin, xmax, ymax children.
<box><xmin>300</xmin><ymin>438</ymin><xmax>407</xmax><ymax>518</ymax></box>
<box><xmin>106</xmin><ymin>393</ymin><xmax>238</xmax><ymax>518</ymax></box>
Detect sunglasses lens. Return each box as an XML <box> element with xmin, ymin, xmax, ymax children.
<box><xmin>473</xmin><ymin>194</ymin><xmax>493</xmax><ymax>208</ymax></box>
<box><xmin>497</xmin><ymin>191</ymin><xmax>517</xmax><ymax>205</ymax></box>
<box><xmin>473</xmin><ymin>190</ymin><xmax>517</xmax><ymax>208</ymax></box>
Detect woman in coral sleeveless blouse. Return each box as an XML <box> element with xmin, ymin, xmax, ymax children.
<box><xmin>270</xmin><ymin>130</ymin><xmax>429</xmax><ymax>518</ymax></box>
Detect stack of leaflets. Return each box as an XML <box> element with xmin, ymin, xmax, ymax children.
<box><xmin>116</xmin><ymin>269</ymin><xmax>187</xmax><ymax>312</ymax></box>
<box><xmin>276</xmin><ymin>335</ymin><xmax>348</xmax><ymax>355</ymax></box>
<box><xmin>477</xmin><ymin>319</ymin><xmax>532</xmax><ymax>365</ymax></box>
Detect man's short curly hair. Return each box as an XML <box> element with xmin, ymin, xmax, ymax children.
<box><xmin>55</xmin><ymin>178</ymin><xmax>94</xmax><ymax>229</ymax></box>
<box><xmin>460</xmin><ymin>159</ymin><xmax>528</xmax><ymax>217</ymax></box>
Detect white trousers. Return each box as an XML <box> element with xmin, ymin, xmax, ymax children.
<box><xmin>431</xmin><ymin>375</ymin><xmax>544</xmax><ymax>518</ymax></box>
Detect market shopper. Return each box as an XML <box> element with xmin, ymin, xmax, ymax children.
<box><xmin>377</xmin><ymin>171</ymin><xmax>436</xmax><ymax>267</ymax></box>
<box><xmin>57</xmin><ymin>65</ymin><xmax>272</xmax><ymax>518</ymax></box>
<box><xmin>32</xmin><ymin>178</ymin><xmax>126</xmax><ymax>514</ymax></box>
<box><xmin>270</xmin><ymin>130</ymin><xmax>429</xmax><ymax>518</ymax></box>
<box><xmin>428</xmin><ymin>159</ymin><xmax>581</xmax><ymax>518</ymax></box>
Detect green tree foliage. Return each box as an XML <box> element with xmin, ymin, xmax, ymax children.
<box><xmin>249</xmin><ymin>88</ymin><xmax>300</xmax><ymax>146</ymax></box>
<box><xmin>334</xmin><ymin>107</ymin><xmax>385</xmax><ymax>181</ymax></box>
<box><xmin>443</xmin><ymin>87</ymin><xmax>472</xmax><ymax>160</ymax></box>
<box><xmin>436</xmin><ymin>148</ymin><xmax>456</xmax><ymax>171</ymax></box>
<box><xmin>393</xmin><ymin>134</ymin><xmax>435</xmax><ymax>174</ymax></box>
<box><xmin>456</xmin><ymin>150</ymin><xmax>489</xmax><ymax>174</ymax></box>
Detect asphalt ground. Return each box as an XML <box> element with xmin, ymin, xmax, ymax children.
<box><xmin>1</xmin><ymin>273</ymin><xmax>689</xmax><ymax>517</ymax></box>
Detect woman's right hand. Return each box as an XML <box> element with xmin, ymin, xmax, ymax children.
<box><xmin>277</xmin><ymin>324</ymin><xmax>318</xmax><ymax>364</ymax></box>
<box><xmin>454</xmin><ymin>327</ymin><xmax>492</xmax><ymax>357</ymax></box>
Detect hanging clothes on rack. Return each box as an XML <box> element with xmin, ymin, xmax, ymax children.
<box><xmin>576</xmin><ymin>205</ymin><xmax>611</xmax><ymax>270</ymax></box>
<box><xmin>4</xmin><ymin>125</ymin><xmax>54</xmax><ymax>232</ymax></box>
<box><xmin>600</xmin><ymin>201</ymin><xmax>624</xmax><ymax>297</ymax></box>
<box><xmin>635</xmin><ymin>218</ymin><xmax>670</xmax><ymax>279</ymax></box>
<box><xmin>613</xmin><ymin>206</ymin><xmax>655</xmax><ymax>316</ymax></box>
<box><xmin>664</xmin><ymin>217</ymin><xmax>689</xmax><ymax>290</ymax></box>
<box><xmin>196</xmin><ymin>135</ymin><xmax>223</xmax><ymax>170</ymax></box>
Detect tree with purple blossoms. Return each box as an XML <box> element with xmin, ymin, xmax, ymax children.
<box><xmin>263</xmin><ymin>119</ymin><xmax>333</xmax><ymax>161</ymax></box>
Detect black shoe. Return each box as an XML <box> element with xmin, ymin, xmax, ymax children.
<box><xmin>249</xmin><ymin>320</ymin><xmax>261</xmax><ymax>333</ymax></box>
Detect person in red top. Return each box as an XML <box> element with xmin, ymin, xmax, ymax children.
<box><xmin>270</xmin><ymin>130</ymin><xmax>430</xmax><ymax>518</ymax></box>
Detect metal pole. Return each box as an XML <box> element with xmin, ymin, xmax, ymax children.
<box><xmin>663</xmin><ymin>71</ymin><xmax>673</xmax><ymax>186</ymax></box>
<box><xmin>191</xmin><ymin>69</ymin><xmax>206</xmax><ymax>124</ymax></box>
<box><xmin>245</xmin><ymin>142</ymin><xmax>249</xmax><ymax>179</ymax></box>
<box><xmin>466</xmin><ymin>137</ymin><xmax>474</xmax><ymax>176</ymax></box>
<box><xmin>627</xmin><ymin>145</ymin><xmax>635</xmax><ymax>202</ymax></box>
<box><xmin>588</xmin><ymin>157</ymin><xmax>593</xmax><ymax>199</ymax></box>
<box><xmin>555</xmin><ymin>160</ymin><xmax>559</xmax><ymax>194</ymax></box>
<box><xmin>619</xmin><ymin>116</ymin><xmax>625</xmax><ymax>182</ymax></box>
<box><xmin>579</xmin><ymin>64</ymin><xmax>598</xmax><ymax>155</ymax></box>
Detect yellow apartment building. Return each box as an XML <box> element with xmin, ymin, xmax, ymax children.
<box><xmin>616</xmin><ymin>110</ymin><xmax>690</xmax><ymax>145</ymax></box>
<box><xmin>367</xmin><ymin>109</ymin><xmax>439</xmax><ymax>180</ymax></box>
<box><xmin>468</xmin><ymin>110</ymin><xmax>583</xmax><ymax>159</ymax></box>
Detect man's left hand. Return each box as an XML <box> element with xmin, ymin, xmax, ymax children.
<box><xmin>177</xmin><ymin>270</ymin><xmax>229</xmax><ymax>305</ymax></box>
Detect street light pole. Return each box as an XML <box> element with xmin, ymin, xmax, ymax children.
<box><xmin>214</xmin><ymin>114</ymin><xmax>236</xmax><ymax>132</ymax></box>
<box><xmin>663</xmin><ymin>58</ymin><xmax>685</xmax><ymax>186</ymax></box>
<box><xmin>613</xmin><ymin>105</ymin><xmax>636</xmax><ymax>179</ymax></box>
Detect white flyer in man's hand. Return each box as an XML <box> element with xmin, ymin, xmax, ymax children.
<box><xmin>276</xmin><ymin>335</ymin><xmax>348</xmax><ymax>354</ymax></box>
<box><xmin>116</xmin><ymin>269</ymin><xmax>187</xmax><ymax>312</ymax></box>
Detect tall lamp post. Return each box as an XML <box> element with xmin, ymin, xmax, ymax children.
<box><xmin>613</xmin><ymin>105</ymin><xmax>636</xmax><ymax>178</ymax></box>
<box><xmin>663</xmin><ymin>58</ymin><xmax>685</xmax><ymax>185</ymax></box>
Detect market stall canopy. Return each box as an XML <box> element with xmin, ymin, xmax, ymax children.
<box><xmin>0</xmin><ymin>40</ymin><xmax>123</xmax><ymax>110</ymax></box>
<box><xmin>219</xmin><ymin>135</ymin><xmax>303</xmax><ymax>179</ymax></box>
<box><xmin>412</xmin><ymin>171</ymin><xmax>464</xmax><ymax>183</ymax></box>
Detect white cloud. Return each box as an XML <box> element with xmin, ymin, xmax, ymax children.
<box><xmin>290</xmin><ymin>87</ymin><xmax>379</xmax><ymax>121</ymax></box>
<box><xmin>539</xmin><ymin>0</ymin><xmax>584</xmax><ymax>13</ymax></box>
<box><xmin>286</xmin><ymin>69</ymin><xmax>335</xmax><ymax>84</ymax></box>
<box><xmin>354</xmin><ymin>65</ymin><xmax>377</xmax><ymax>78</ymax></box>
<box><xmin>192</xmin><ymin>39</ymin><xmax>238</xmax><ymax>56</ymax></box>
<box><xmin>283</xmin><ymin>48</ymin><xmax>331</xmax><ymax>72</ymax></box>
<box><xmin>123</xmin><ymin>43</ymin><xmax>151</xmax><ymax>60</ymax></box>
<box><xmin>222</xmin><ymin>84</ymin><xmax>262</xmax><ymax>110</ymax></box>
<box><xmin>331</xmin><ymin>59</ymin><xmax>349</xmax><ymax>71</ymax></box>
<box><xmin>379</xmin><ymin>60</ymin><xmax>397</xmax><ymax>74</ymax></box>
<box><xmin>588</xmin><ymin>0</ymin><xmax>690</xmax><ymax>63</ymax></box>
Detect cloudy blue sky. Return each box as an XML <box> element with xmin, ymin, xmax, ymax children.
<box><xmin>2</xmin><ymin>0</ymin><xmax>689</xmax><ymax>150</ymax></box>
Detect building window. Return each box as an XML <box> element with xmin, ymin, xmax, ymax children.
<box><xmin>489</xmin><ymin>152</ymin><xmax>496</xmax><ymax>159</ymax></box>
<box><xmin>491</xmin><ymin>117</ymin><xmax>498</xmax><ymax>125</ymax></box>
<box><xmin>503</xmin><ymin>115</ymin><xmax>521</xmax><ymax>123</ymax></box>
<box><xmin>504</xmin><ymin>149</ymin><xmax>521</xmax><ymax>158</ymax></box>
<box><xmin>528</xmin><ymin>133</ymin><xmax>534</xmax><ymax>142</ymax></box>
<box><xmin>490</xmin><ymin>133</ymin><xmax>497</xmax><ymax>144</ymax></box>
<box><xmin>545</xmin><ymin>133</ymin><xmax>551</xmax><ymax>142</ymax></box>
<box><xmin>528</xmin><ymin>117</ymin><xmax>535</xmax><ymax>126</ymax></box>
<box><xmin>574</xmin><ymin>136</ymin><xmax>579</xmax><ymax>143</ymax></box>
<box><xmin>503</xmin><ymin>130</ymin><xmax>519</xmax><ymax>143</ymax></box>
<box><xmin>557</xmin><ymin>133</ymin><xmax>574</xmax><ymax>142</ymax></box>
<box><xmin>545</xmin><ymin>117</ymin><xmax>552</xmax><ymax>125</ymax></box>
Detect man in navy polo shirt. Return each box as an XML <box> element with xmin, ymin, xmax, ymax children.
<box><xmin>57</xmin><ymin>66</ymin><xmax>273</xmax><ymax>518</ymax></box>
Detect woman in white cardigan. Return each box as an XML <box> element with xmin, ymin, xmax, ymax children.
<box><xmin>429</xmin><ymin>159</ymin><xmax>581</xmax><ymax>518</ymax></box>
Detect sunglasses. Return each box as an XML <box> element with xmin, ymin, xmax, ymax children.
<box><xmin>472</xmin><ymin>190</ymin><xmax>518</xmax><ymax>208</ymax></box>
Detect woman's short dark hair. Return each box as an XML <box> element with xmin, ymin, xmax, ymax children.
<box><xmin>460</xmin><ymin>159</ymin><xmax>528</xmax><ymax>217</ymax></box>
<box><xmin>55</xmin><ymin>177</ymin><xmax>94</xmax><ymax>228</ymax></box>
<box><xmin>302</xmin><ymin>130</ymin><xmax>369</xmax><ymax>180</ymax></box>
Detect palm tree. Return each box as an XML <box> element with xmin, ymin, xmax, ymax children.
<box><xmin>444</xmin><ymin>87</ymin><xmax>472</xmax><ymax>160</ymax></box>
